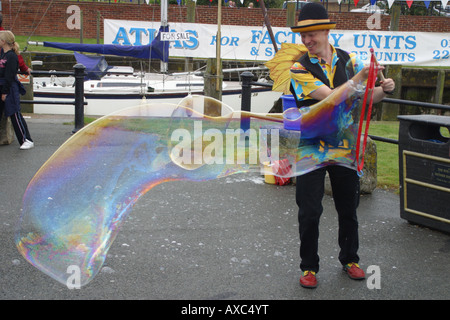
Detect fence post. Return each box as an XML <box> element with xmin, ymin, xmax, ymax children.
<box><xmin>73</xmin><ymin>64</ymin><xmax>86</xmax><ymax>134</ymax></box>
<box><xmin>240</xmin><ymin>71</ymin><xmax>254</xmax><ymax>159</ymax></box>
<box><xmin>240</xmin><ymin>71</ymin><xmax>253</xmax><ymax>132</ymax></box>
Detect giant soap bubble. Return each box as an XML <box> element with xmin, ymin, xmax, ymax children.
<box><xmin>16</xmin><ymin>76</ymin><xmax>367</xmax><ymax>286</ymax></box>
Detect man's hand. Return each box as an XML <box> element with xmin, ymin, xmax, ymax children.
<box><xmin>380</xmin><ymin>78</ymin><xmax>395</xmax><ymax>94</ymax></box>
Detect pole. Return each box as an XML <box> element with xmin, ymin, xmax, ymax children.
<box><xmin>240</xmin><ymin>71</ymin><xmax>253</xmax><ymax>132</ymax></box>
<box><xmin>381</xmin><ymin>3</ymin><xmax>401</xmax><ymax>120</ymax></box>
<box><xmin>185</xmin><ymin>0</ymin><xmax>195</xmax><ymax>72</ymax></box>
<box><xmin>240</xmin><ymin>71</ymin><xmax>253</xmax><ymax>156</ymax></box>
<box><xmin>216</xmin><ymin>0</ymin><xmax>222</xmax><ymax>89</ymax></box>
<box><xmin>259</xmin><ymin>0</ymin><xmax>278</xmax><ymax>52</ymax></box>
<box><xmin>80</xmin><ymin>10</ymin><xmax>83</xmax><ymax>44</ymax></box>
<box><xmin>73</xmin><ymin>64</ymin><xmax>86</xmax><ymax>134</ymax></box>
<box><xmin>160</xmin><ymin>0</ymin><xmax>168</xmax><ymax>73</ymax></box>
<box><xmin>96</xmin><ymin>11</ymin><xmax>100</xmax><ymax>45</ymax></box>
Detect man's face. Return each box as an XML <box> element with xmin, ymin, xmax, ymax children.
<box><xmin>300</xmin><ymin>29</ymin><xmax>330</xmax><ymax>56</ymax></box>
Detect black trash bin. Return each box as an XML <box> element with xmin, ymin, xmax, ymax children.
<box><xmin>398</xmin><ymin>114</ymin><xmax>450</xmax><ymax>233</ymax></box>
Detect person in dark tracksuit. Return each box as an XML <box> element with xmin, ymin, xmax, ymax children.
<box><xmin>289</xmin><ymin>3</ymin><xmax>395</xmax><ymax>288</ymax></box>
<box><xmin>0</xmin><ymin>13</ymin><xmax>32</xmax><ymax>75</ymax></box>
<box><xmin>0</xmin><ymin>30</ymin><xmax>33</xmax><ymax>150</ymax></box>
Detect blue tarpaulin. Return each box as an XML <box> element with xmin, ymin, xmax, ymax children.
<box><xmin>43</xmin><ymin>25</ymin><xmax>169</xmax><ymax>62</ymax></box>
<box><xmin>73</xmin><ymin>52</ymin><xmax>110</xmax><ymax>80</ymax></box>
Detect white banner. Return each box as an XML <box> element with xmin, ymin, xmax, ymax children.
<box><xmin>104</xmin><ymin>19</ymin><xmax>450</xmax><ymax>67</ymax></box>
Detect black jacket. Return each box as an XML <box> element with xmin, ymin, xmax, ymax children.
<box><xmin>0</xmin><ymin>50</ymin><xmax>26</xmax><ymax>116</ymax></box>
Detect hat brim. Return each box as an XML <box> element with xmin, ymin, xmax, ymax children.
<box><xmin>290</xmin><ymin>22</ymin><xmax>336</xmax><ymax>33</ymax></box>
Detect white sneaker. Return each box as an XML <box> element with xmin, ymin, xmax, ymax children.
<box><xmin>20</xmin><ymin>139</ymin><xmax>34</xmax><ymax>150</ymax></box>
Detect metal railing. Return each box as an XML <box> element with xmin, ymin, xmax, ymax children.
<box><xmin>372</xmin><ymin>99</ymin><xmax>450</xmax><ymax>144</ymax></box>
<box><xmin>19</xmin><ymin>68</ymin><xmax>449</xmax><ymax>138</ymax></box>
<box><xmin>21</xmin><ymin>64</ymin><xmax>87</xmax><ymax>133</ymax></box>
<box><xmin>240</xmin><ymin>71</ymin><xmax>450</xmax><ymax>145</ymax></box>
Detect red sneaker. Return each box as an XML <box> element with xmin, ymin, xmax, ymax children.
<box><xmin>343</xmin><ymin>263</ymin><xmax>365</xmax><ymax>280</ymax></box>
<box><xmin>300</xmin><ymin>271</ymin><xmax>317</xmax><ymax>288</ymax></box>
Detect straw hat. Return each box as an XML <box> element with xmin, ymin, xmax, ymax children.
<box><xmin>290</xmin><ymin>3</ymin><xmax>336</xmax><ymax>33</ymax></box>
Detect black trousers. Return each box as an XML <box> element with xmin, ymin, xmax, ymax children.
<box><xmin>296</xmin><ymin>165</ymin><xmax>360</xmax><ymax>273</ymax></box>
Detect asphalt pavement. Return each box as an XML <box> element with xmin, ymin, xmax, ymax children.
<box><xmin>0</xmin><ymin>114</ymin><xmax>449</xmax><ymax>303</ymax></box>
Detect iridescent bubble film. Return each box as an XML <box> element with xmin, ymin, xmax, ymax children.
<box><xmin>16</xmin><ymin>83</ymin><xmax>365</xmax><ymax>286</ymax></box>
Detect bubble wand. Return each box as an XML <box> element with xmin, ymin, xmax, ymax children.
<box><xmin>355</xmin><ymin>48</ymin><xmax>379</xmax><ymax>175</ymax></box>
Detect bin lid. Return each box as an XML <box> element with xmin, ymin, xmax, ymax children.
<box><xmin>397</xmin><ymin>115</ymin><xmax>450</xmax><ymax>127</ymax></box>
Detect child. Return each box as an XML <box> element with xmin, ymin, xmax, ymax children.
<box><xmin>0</xmin><ymin>30</ymin><xmax>33</xmax><ymax>149</ymax></box>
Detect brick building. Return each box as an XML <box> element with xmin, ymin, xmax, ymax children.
<box><xmin>2</xmin><ymin>0</ymin><xmax>449</xmax><ymax>39</ymax></box>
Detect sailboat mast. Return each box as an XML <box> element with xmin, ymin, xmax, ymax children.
<box><xmin>161</xmin><ymin>0</ymin><xmax>169</xmax><ymax>73</ymax></box>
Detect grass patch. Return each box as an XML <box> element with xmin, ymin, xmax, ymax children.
<box><xmin>368</xmin><ymin>121</ymin><xmax>400</xmax><ymax>191</ymax></box>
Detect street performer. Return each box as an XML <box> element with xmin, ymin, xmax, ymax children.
<box><xmin>289</xmin><ymin>3</ymin><xmax>395</xmax><ymax>288</ymax></box>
